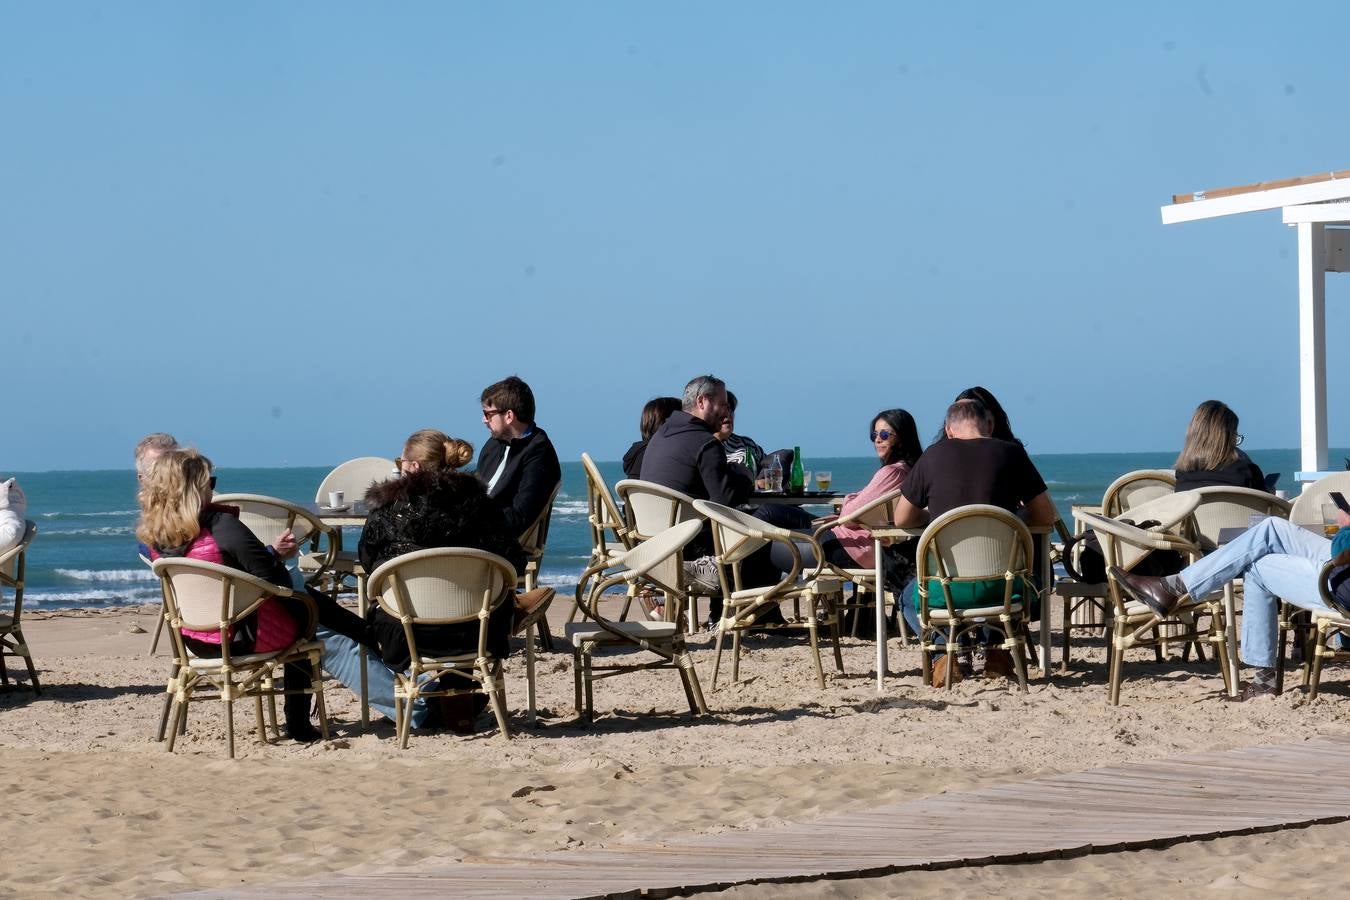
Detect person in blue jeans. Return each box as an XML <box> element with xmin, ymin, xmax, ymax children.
<box><xmin>1112</xmin><ymin>510</ymin><xmax>1350</xmax><ymax>700</ymax></box>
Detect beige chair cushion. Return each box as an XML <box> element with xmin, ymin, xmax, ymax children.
<box><xmin>565</xmin><ymin>621</ymin><xmax>679</xmax><ymax>647</ymax></box>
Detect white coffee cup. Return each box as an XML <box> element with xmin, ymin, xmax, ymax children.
<box><xmin>328</xmin><ymin>490</ymin><xmax>346</xmax><ymax>509</ymax></box>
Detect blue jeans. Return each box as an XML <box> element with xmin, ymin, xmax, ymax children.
<box><xmin>1179</xmin><ymin>517</ymin><xmax>1333</xmax><ymax>669</ymax></box>
<box><xmin>316</xmin><ymin>627</ymin><xmax>431</xmax><ymax>728</ymax></box>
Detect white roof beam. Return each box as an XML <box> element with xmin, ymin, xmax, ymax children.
<box><xmin>1162</xmin><ymin>177</ymin><xmax>1350</xmax><ymax>225</ymax></box>
<box><xmin>1283</xmin><ymin>201</ymin><xmax>1350</xmax><ymax>224</ymax></box>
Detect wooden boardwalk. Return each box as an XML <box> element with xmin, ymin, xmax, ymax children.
<box><xmin>198</xmin><ymin>737</ymin><xmax>1350</xmax><ymax>899</ymax></box>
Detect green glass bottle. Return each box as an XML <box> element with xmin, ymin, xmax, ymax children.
<box><xmin>790</xmin><ymin>445</ymin><xmax>804</xmax><ymax>494</ymax></box>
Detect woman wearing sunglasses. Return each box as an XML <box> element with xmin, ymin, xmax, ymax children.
<box><xmin>825</xmin><ymin>409</ymin><xmax>925</xmax><ymax>569</ymax></box>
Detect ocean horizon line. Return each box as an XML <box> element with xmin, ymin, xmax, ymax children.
<box><xmin>9</xmin><ymin>446</ymin><xmax>1348</xmax><ymax>478</ymax></box>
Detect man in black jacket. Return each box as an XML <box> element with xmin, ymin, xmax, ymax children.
<box><xmin>476</xmin><ymin>375</ymin><xmax>562</xmax><ymax>537</ymax></box>
<box><xmin>641</xmin><ymin>374</ymin><xmax>783</xmax><ymax>621</ymax></box>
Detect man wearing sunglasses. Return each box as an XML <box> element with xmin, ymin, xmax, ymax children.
<box><xmin>476</xmin><ymin>375</ymin><xmax>562</xmax><ymax>536</ymax></box>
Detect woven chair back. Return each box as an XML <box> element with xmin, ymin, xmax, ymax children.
<box><xmin>1083</xmin><ymin>491</ymin><xmax>1200</xmax><ymax>574</ymax></box>
<box><xmin>1102</xmin><ymin>469</ymin><xmax>1176</xmax><ymax>517</ymax></box>
<box><xmin>693</xmin><ymin>499</ymin><xmax>785</xmax><ymax>566</ymax></box>
<box><xmin>615</xmin><ymin>479</ymin><xmax>702</xmax><ymax>542</ymax></box>
<box><xmin>315</xmin><ymin>457</ymin><xmax>397</xmax><ymax>504</ymax></box>
<box><xmin>1188</xmin><ymin>486</ymin><xmax>1292</xmax><ymax>553</ymax></box>
<box><xmin>151</xmin><ymin>558</ymin><xmax>276</xmax><ymax>634</ymax></box>
<box><xmin>581</xmin><ymin>453</ymin><xmax>632</xmax><ymax>558</ymax></box>
<box><xmin>1290</xmin><ymin>472</ymin><xmax>1350</xmax><ymax>528</ymax></box>
<box><xmin>368</xmin><ymin>547</ymin><xmax>515</xmax><ymax>624</ymax></box>
<box><xmin>0</xmin><ymin>520</ymin><xmax>35</xmax><ymax>584</ymax></box>
<box><xmin>916</xmin><ymin>505</ymin><xmax>1032</xmax><ymax>589</ymax></box>
<box><xmin>213</xmin><ymin>493</ymin><xmax>329</xmax><ymax>550</ymax></box>
<box><xmin>518</xmin><ymin>482</ymin><xmax>561</xmax><ymax>557</ymax></box>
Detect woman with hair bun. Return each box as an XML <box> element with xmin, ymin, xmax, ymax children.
<box><xmin>358</xmin><ymin>429</ymin><xmax>537</xmax><ymax>728</ymax></box>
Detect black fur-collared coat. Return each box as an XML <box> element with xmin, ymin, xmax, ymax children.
<box><xmin>358</xmin><ymin>468</ymin><xmax>526</xmax><ymax>666</ymax></box>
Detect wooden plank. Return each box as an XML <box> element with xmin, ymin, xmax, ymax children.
<box><xmin>195</xmin><ymin>737</ymin><xmax>1350</xmax><ymax>900</ymax></box>
<box><xmin>1172</xmin><ymin>170</ymin><xmax>1350</xmax><ymax>205</ymax></box>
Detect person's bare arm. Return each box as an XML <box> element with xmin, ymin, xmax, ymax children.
<box><xmin>892</xmin><ymin>494</ymin><xmax>928</xmax><ymax>527</ymax></box>
<box><xmin>1019</xmin><ymin>492</ymin><xmax>1056</xmax><ymax>527</ymax></box>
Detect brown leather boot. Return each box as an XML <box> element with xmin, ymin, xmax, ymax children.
<box><xmin>929</xmin><ymin>654</ymin><xmax>964</xmax><ymax>687</ymax></box>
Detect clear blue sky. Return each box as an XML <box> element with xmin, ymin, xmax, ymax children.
<box><xmin>5</xmin><ymin>2</ymin><xmax>1347</xmax><ymax>471</ymax></box>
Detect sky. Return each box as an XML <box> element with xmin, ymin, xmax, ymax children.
<box><xmin>4</xmin><ymin>1</ymin><xmax>1349</xmax><ymax>471</ymax></box>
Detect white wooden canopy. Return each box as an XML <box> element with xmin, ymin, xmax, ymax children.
<box><xmin>1162</xmin><ymin>171</ymin><xmax>1350</xmax><ymax>481</ymax></box>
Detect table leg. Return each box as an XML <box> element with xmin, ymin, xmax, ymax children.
<box><xmin>875</xmin><ymin>536</ymin><xmax>886</xmax><ymax>693</ymax></box>
<box><xmin>1038</xmin><ymin>533</ymin><xmax>1051</xmax><ymax>678</ymax></box>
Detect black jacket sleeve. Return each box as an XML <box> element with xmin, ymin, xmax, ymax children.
<box><xmin>499</xmin><ymin>436</ymin><xmax>562</xmax><ymax>536</ymax></box>
<box><xmin>697</xmin><ymin>439</ymin><xmax>753</xmax><ymax>507</ymax></box>
<box><xmin>210</xmin><ymin>513</ymin><xmax>293</xmax><ymax>588</ymax></box>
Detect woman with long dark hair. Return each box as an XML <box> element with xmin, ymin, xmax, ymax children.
<box><xmin>1173</xmin><ymin>400</ymin><xmax>1266</xmax><ymax>492</ymax></box>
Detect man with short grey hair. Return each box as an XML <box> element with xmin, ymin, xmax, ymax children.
<box><xmin>134</xmin><ymin>432</ymin><xmax>179</xmax><ymax>478</ymax></box>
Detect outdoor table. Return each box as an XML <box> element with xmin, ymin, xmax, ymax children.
<box><xmin>745</xmin><ymin>491</ymin><xmax>841</xmax><ymax>507</ymax></box>
<box><xmin>868</xmin><ymin>522</ymin><xmax>1055</xmax><ymax>693</ymax></box>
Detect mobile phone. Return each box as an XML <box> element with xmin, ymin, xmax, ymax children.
<box><xmin>1331</xmin><ymin>491</ymin><xmax>1350</xmax><ymax>515</ymax></box>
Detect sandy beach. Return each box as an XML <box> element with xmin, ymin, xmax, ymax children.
<box><xmin>4</xmin><ymin>599</ymin><xmax>1350</xmax><ymax>897</ymax></box>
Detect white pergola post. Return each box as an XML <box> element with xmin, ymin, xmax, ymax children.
<box><xmin>1297</xmin><ymin>222</ymin><xmax>1329</xmax><ymax>475</ymax></box>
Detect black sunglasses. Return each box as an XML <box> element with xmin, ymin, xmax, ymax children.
<box><xmin>870</xmin><ymin>429</ymin><xmax>893</xmax><ymax>441</ymax></box>
<box><xmin>208</xmin><ymin>475</ymin><xmax>217</xmax><ymax>489</ymax></box>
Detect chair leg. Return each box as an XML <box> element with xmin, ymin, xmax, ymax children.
<box><xmin>1275</xmin><ymin>604</ymin><xmax>1289</xmax><ymax>695</ymax></box>
<box><xmin>1108</xmin><ymin>627</ymin><xmax>1125</xmax><ymax>706</ymax></box>
<box><xmin>165</xmin><ymin>684</ymin><xmax>189</xmax><ymax>753</ymax></box>
<box><xmin>536</xmin><ymin>618</ymin><xmax>555</xmax><ymax>653</ymax></box>
<box><xmin>583</xmin><ymin>649</ymin><xmax>596</xmax><ymax>724</ymax></box>
<box><xmin>149</xmin><ymin>603</ymin><xmax>167</xmax><ymax>656</ymax></box>
<box><xmin>224</xmin><ymin>697</ymin><xmax>236</xmax><ymax>759</ymax></box>
<box><xmin>943</xmin><ymin>625</ymin><xmax>958</xmax><ymax>689</ymax></box>
<box><xmin>254</xmin><ymin>694</ymin><xmax>268</xmax><ymax>744</ymax></box>
<box><xmin>892</xmin><ymin>591</ymin><xmax>911</xmax><ymax>646</ymax></box>
<box><xmin>525</xmin><ymin>623</ymin><xmax>538</xmax><ymax>725</ymax></box>
<box><xmin>486</xmin><ymin>665</ymin><xmax>511</xmax><ymax>740</ymax></box>
<box><xmin>807</xmin><ymin>618</ymin><xmax>825</xmax><ymax>689</ymax></box>
<box><xmin>711</xmin><ymin>624</ymin><xmax>727</xmax><ymax>690</ymax></box>
<box><xmin>829</xmin><ymin>600</ymin><xmax>845</xmax><ymax>674</ymax></box>
<box><xmin>730</xmin><ymin>629</ymin><xmax>743</xmax><ymax>684</ymax></box>
<box><xmin>677</xmin><ymin>650</ymin><xmax>709</xmax><ymax>715</ymax></box>
<box><xmin>1310</xmin><ymin>623</ymin><xmax>1330</xmax><ymax>700</ymax></box>
<box><xmin>572</xmin><ymin>646</ymin><xmax>584</xmax><ymax>718</ymax></box>
<box><xmin>312</xmin><ymin>656</ymin><xmax>329</xmax><ymax>741</ymax></box>
<box><xmin>397</xmin><ymin>683</ymin><xmax>413</xmax><ymax>749</ymax></box>
<box><xmin>1011</xmin><ymin>627</ymin><xmax>1029</xmax><ymax>694</ymax></box>
<box><xmin>1061</xmin><ymin>597</ymin><xmax>1072</xmax><ymax>672</ymax></box>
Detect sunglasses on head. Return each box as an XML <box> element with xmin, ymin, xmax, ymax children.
<box><xmin>870</xmin><ymin>429</ymin><xmax>893</xmax><ymax>441</ymax></box>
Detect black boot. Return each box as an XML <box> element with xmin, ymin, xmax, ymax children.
<box><xmin>283</xmin><ymin>661</ymin><xmax>322</xmax><ymax>743</ymax></box>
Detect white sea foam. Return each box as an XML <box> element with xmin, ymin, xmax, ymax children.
<box><xmin>538</xmin><ymin>573</ymin><xmax>581</xmax><ymax>589</ymax></box>
<box><xmin>41</xmin><ymin>510</ymin><xmax>139</xmax><ymax>519</ymax></box>
<box><xmin>26</xmin><ymin>587</ymin><xmax>161</xmax><ymax>607</ymax></box>
<box><xmin>49</xmin><ymin>526</ymin><xmax>135</xmax><ymax>537</ymax></box>
<box><xmin>55</xmin><ymin>568</ymin><xmax>157</xmax><ymax>583</ymax></box>
<box><xmin>551</xmin><ymin>500</ymin><xmax>589</xmax><ymax>516</ymax></box>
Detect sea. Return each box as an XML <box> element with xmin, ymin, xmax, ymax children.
<box><xmin>8</xmin><ymin>448</ymin><xmax>1346</xmax><ymax>611</ymax></box>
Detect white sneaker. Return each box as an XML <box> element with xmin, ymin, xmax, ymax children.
<box><xmin>682</xmin><ymin>556</ymin><xmax>722</xmax><ymax>595</ymax></box>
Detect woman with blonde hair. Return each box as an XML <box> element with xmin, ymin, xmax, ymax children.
<box><xmin>359</xmin><ymin>429</ymin><xmax>541</xmax><ymax>730</ymax></box>
<box><xmin>1174</xmin><ymin>400</ymin><xmax>1267</xmax><ymax>492</ymax></box>
<box><xmin>138</xmin><ymin>448</ymin><xmax>372</xmax><ymax>742</ymax></box>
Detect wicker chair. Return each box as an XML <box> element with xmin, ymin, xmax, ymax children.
<box><xmin>1289</xmin><ymin>473</ymin><xmax>1350</xmax><ymax>529</ymax></box>
<box><xmin>1187</xmin><ymin>486</ymin><xmax>1293</xmax><ymax>689</ymax></box>
<box><xmin>692</xmin><ymin>499</ymin><xmax>844</xmax><ymax>691</ymax></box>
<box><xmin>566</xmin><ymin>519</ymin><xmax>710</xmax><ymax>724</ymax></box>
<box><xmin>0</xmin><ymin>520</ymin><xmax>39</xmax><ymax>694</ymax></box>
<box><xmin>213</xmin><ymin>493</ymin><xmax>339</xmax><ymax>587</ymax></box>
<box><xmin>512</xmin><ymin>481</ymin><xmax>561</xmax><ymax>719</ymax></box>
<box><xmin>810</xmin><ymin>488</ymin><xmax>910</xmax><ymax>642</ymax></box>
<box><xmin>366</xmin><ymin>547</ymin><xmax>516</xmax><ymax>748</ymax></box>
<box><xmin>567</xmin><ymin>454</ymin><xmax>636</xmax><ymax>625</ymax></box>
<box><xmin>615</xmin><ymin>479</ymin><xmax>709</xmax><ymax>632</ymax></box>
<box><xmin>913</xmin><ymin>505</ymin><xmax>1035</xmax><ymax>692</ymax></box>
<box><xmin>1055</xmin><ymin>469</ymin><xmax>1178</xmax><ymax>669</ymax></box>
<box><xmin>151</xmin><ymin>557</ymin><xmax>329</xmax><ymax>758</ymax></box>
<box><xmin>1300</xmin><ymin>561</ymin><xmax>1350</xmax><ymax>699</ymax></box>
<box><xmin>1080</xmin><ymin>492</ymin><xmax>1235</xmax><ymax>705</ymax></box>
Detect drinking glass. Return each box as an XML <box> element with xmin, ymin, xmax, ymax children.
<box><xmin>1323</xmin><ymin>503</ymin><xmax>1342</xmax><ymax>537</ymax></box>
<box><xmin>799</xmin><ymin>471</ymin><xmax>811</xmax><ymax>494</ymax></box>
<box><xmin>815</xmin><ymin>470</ymin><xmax>832</xmax><ymax>491</ymax></box>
